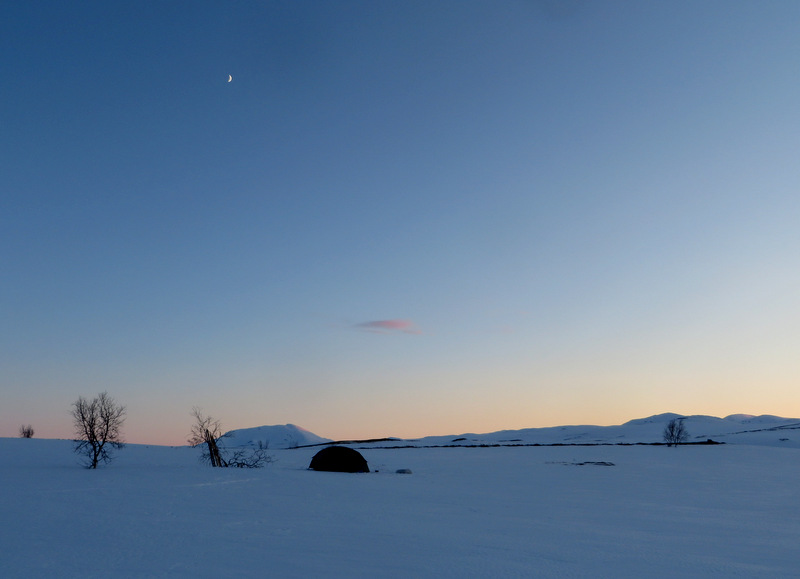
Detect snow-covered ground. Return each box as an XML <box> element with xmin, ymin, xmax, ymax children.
<box><xmin>2</xmin><ymin>415</ymin><xmax>800</xmax><ymax>577</ymax></box>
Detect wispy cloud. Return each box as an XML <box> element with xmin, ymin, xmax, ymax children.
<box><xmin>355</xmin><ymin>319</ymin><xmax>421</xmax><ymax>335</ymax></box>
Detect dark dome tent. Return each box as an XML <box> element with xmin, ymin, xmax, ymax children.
<box><xmin>309</xmin><ymin>446</ymin><xmax>369</xmax><ymax>473</ymax></box>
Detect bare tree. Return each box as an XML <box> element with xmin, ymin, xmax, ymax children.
<box><xmin>663</xmin><ymin>418</ymin><xmax>689</xmax><ymax>447</ymax></box>
<box><xmin>188</xmin><ymin>407</ymin><xmax>272</xmax><ymax>468</ymax></box>
<box><xmin>71</xmin><ymin>392</ymin><xmax>126</xmax><ymax>468</ymax></box>
<box><xmin>188</xmin><ymin>407</ymin><xmax>226</xmax><ymax>467</ymax></box>
<box><xmin>19</xmin><ymin>424</ymin><xmax>34</xmax><ymax>438</ymax></box>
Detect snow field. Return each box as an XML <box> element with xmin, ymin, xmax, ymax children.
<box><xmin>2</xmin><ymin>439</ymin><xmax>799</xmax><ymax>577</ymax></box>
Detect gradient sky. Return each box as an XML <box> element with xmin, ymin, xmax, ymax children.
<box><xmin>2</xmin><ymin>1</ymin><xmax>799</xmax><ymax>445</ymax></box>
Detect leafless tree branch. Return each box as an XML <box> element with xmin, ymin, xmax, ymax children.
<box><xmin>188</xmin><ymin>407</ymin><xmax>272</xmax><ymax>468</ymax></box>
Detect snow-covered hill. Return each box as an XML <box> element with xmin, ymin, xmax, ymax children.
<box><xmin>222</xmin><ymin>414</ymin><xmax>800</xmax><ymax>450</ymax></box>
<box><xmin>220</xmin><ymin>423</ymin><xmax>331</xmax><ymax>449</ymax></box>
<box><xmin>370</xmin><ymin>413</ymin><xmax>800</xmax><ymax>449</ymax></box>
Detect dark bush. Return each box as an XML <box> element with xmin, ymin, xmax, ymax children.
<box><xmin>309</xmin><ymin>446</ymin><xmax>369</xmax><ymax>473</ymax></box>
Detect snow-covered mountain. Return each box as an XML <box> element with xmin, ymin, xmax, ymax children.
<box><xmin>221</xmin><ymin>413</ymin><xmax>800</xmax><ymax>450</ymax></box>
<box><xmin>364</xmin><ymin>413</ymin><xmax>800</xmax><ymax>449</ymax></box>
<box><xmin>220</xmin><ymin>423</ymin><xmax>331</xmax><ymax>450</ymax></box>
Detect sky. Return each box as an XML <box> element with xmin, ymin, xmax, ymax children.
<box><xmin>2</xmin><ymin>1</ymin><xmax>799</xmax><ymax>445</ymax></box>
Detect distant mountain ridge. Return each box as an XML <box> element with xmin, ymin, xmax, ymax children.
<box><xmin>398</xmin><ymin>413</ymin><xmax>800</xmax><ymax>449</ymax></box>
<box><xmin>223</xmin><ymin>414</ymin><xmax>800</xmax><ymax>451</ymax></box>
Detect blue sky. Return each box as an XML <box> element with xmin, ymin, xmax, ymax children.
<box><xmin>2</xmin><ymin>1</ymin><xmax>799</xmax><ymax>444</ymax></box>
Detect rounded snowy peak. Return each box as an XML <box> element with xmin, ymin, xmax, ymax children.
<box><xmin>724</xmin><ymin>414</ymin><xmax>794</xmax><ymax>424</ymax></box>
<box><xmin>221</xmin><ymin>424</ymin><xmax>331</xmax><ymax>449</ymax></box>
<box><xmin>623</xmin><ymin>413</ymin><xmax>685</xmax><ymax>426</ymax></box>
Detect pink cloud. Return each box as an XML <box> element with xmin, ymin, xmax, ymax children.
<box><xmin>355</xmin><ymin>319</ymin><xmax>421</xmax><ymax>335</ymax></box>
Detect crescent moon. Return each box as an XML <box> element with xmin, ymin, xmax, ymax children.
<box><xmin>228</xmin><ymin>75</ymin><xmax>233</xmax><ymax>82</ymax></box>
